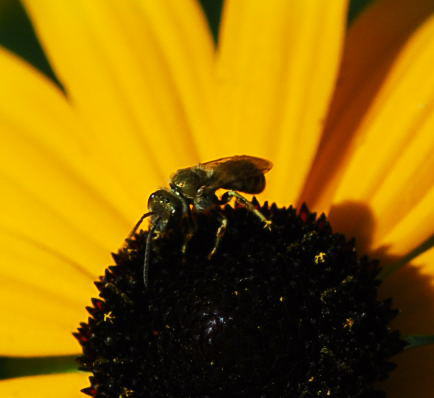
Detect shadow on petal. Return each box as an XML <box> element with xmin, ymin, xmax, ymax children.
<box><xmin>300</xmin><ymin>0</ymin><xmax>434</xmax><ymax>210</ymax></box>
<box><xmin>328</xmin><ymin>200</ymin><xmax>434</xmax><ymax>397</ymax></box>
<box><xmin>328</xmin><ymin>200</ymin><xmax>375</xmax><ymax>253</ymax></box>
<box><xmin>381</xmin><ymin>264</ymin><xmax>434</xmax><ymax>397</ymax></box>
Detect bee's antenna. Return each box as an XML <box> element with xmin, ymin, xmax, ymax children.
<box><xmin>144</xmin><ymin>217</ymin><xmax>159</xmax><ymax>288</ymax></box>
<box><xmin>126</xmin><ymin>212</ymin><xmax>154</xmax><ymax>241</ymax></box>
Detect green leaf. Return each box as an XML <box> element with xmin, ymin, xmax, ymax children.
<box><xmin>198</xmin><ymin>0</ymin><xmax>376</xmax><ymax>46</ymax></box>
<box><xmin>404</xmin><ymin>335</ymin><xmax>434</xmax><ymax>350</ymax></box>
<box><xmin>379</xmin><ymin>234</ymin><xmax>434</xmax><ymax>280</ymax></box>
<box><xmin>0</xmin><ymin>0</ymin><xmax>58</xmax><ymax>84</ymax></box>
<box><xmin>199</xmin><ymin>0</ymin><xmax>223</xmax><ymax>45</ymax></box>
<box><xmin>348</xmin><ymin>0</ymin><xmax>376</xmax><ymax>24</ymax></box>
<box><xmin>0</xmin><ymin>355</ymin><xmax>78</xmax><ymax>379</ymax></box>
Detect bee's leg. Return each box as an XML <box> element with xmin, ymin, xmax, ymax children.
<box><xmin>208</xmin><ymin>213</ymin><xmax>228</xmax><ymax>260</ymax></box>
<box><xmin>222</xmin><ymin>190</ymin><xmax>271</xmax><ymax>230</ymax></box>
<box><xmin>181</xmin><ymin>207</ymin><xmax>197</xmax><ymax>255</ymax></box>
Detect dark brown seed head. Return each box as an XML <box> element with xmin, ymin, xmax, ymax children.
<box><xmin>76</xmin><ymin>201</ymin><xmax>405</xmax><ymax>397</ymax></box>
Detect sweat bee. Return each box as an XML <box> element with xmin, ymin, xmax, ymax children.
<box><xmin>127</xmin><ymin>155</ymin><xmax>273</xmax><ymax>286</ymax></box>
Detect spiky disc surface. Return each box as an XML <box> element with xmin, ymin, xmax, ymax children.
<box><xmin>76</xmin><ymin>203</ymin><xmax>405</xmax><ymax>397</ymax></box>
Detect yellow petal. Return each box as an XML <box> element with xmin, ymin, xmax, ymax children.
<box><xmin>216</xmin><ymin>0</ymin><xmax>347</xmax><ymax>203</ymax></box>
<box><xmin>406</xmin><ymin>247</ymin><xmax>434</xmax><ymax>284</ymax></box>
<box><xmin>0</xmin><ymin>228</ymin><xmax>95</xmax><ymax>355</ymax></box>
<box><xmin>0</xmin><ymin>47</ymin><xmax>146</xmax><ymax>222</ymax></box>
<box><xmin>0</xmin><ymin>48</ymin><xmax>144</xmax><ymax>271</ymax></box>
<box><xmin>332</xmin><ymin>16</ymin><xmax>434</xmax><ymax>201</ymax></box>
<box><xmin>327</xmin><ymin>15</ymin><xmax>434</xmax><ymax>254</ymax></box>
<box><xmin>378</xmin><ymin>188</ymin><xmax>433</xmax><ymax>257</ymax></box>
<box><xmin>0</xmin><ymin>229</ymin><xmax>95</xmax><ymax>305</ymax></box>
<box><xmin>369</xmin><ymin>111</ymin><xmax>434</xmax><ymax>250</ymax></box>
<box><xmin>136</xmin><ymin>0</ymin><xmax>218</xmax><ymax>162</ymax></box>
<box><xmin>380</xmin><ymin>248</ymin><xmax>434</xmax><ymax>397</ymax></box>
<box><xmin>0</xmin><ymin>176</ymin><xmax>108</xmax><ymax>278</ymax></box>
<box><xmin>300</xmin><ymin>0</ymin><xmax>434</xmax><ymax>212</ymax></box>
<box><xmin>0</xmin><ymin>372</ymin><xmax>88</xmax><ymax>397</ymax></box>
<box><xmin>23</xmin><ymin>0</ymin><xmax>213</xmax><ymax>200</ymax></box>
<box><xmin>325</xmin><ymin>111</ymin><xmax>434</xmax><ymax>255</ymax></box>
<box><xmin>0</xmin><ymin>123</ymin><xmax>129</xmax><ymax>262</ymax></box>
<box><xmin>0</xmin><ymin>50</ymin><xmax>128</xmax><ymax>356</ymax></box>
<box><xmin>0</xmin><ymin>277</ymin><xmax>87</xmax><ymax>356</ymax></box>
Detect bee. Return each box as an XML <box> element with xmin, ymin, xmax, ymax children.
<box><xmin>127</xmin><ymin>155</ymin><xmax>273</xmax><ymax>286</ymax></box>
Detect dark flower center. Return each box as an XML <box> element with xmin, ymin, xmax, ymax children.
<box><xmin>75</xmin><ymin>201</ymin><xmax>405</xmax><ymax>398</ymax></box>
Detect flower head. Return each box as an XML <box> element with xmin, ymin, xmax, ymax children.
<box><xmin>0</xmin><ymin>0</ymin><xmax>433</xmax><ymax>397</ymax></box>
<box><xmin>77</xmin><ymin>203</ymin><xmax>405</xmax><ymax>397</ymax></box>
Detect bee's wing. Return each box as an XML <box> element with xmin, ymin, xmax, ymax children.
<box><xmin>197</xmin><ymin>155</ymin><xmax>273</xmax><ymax>194</ymax></box>
<box><xmin>198</xmin><ymin>155</ymin><xmax>273</xmax><ymax>174</ymax></box>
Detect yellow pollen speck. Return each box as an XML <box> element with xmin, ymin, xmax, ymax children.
<box><xmin>119</xmin><ymin>387</ymin><xmax>134</xmax><ymax>397</ymax></box>
<box><xmin>314</xmin><ymin>252</ymin><xmax>327</xmax><ymax>264</ymax></box>
<box><xmin>341</xmin><ymin>275</ymin><xmax>354</xmax><ymax>284</ymax></box>
<box><xmin>234</xmin><ymin>290</ymin><xmax>239</xmax><ymax>296</ymax></box>
<box><xmin>308</xmin><ymin>376</ymin><xmax>315</xmax><ymax>382</ymax></box>
<box><xmin>279</xmin><ymin>296</ymin><xmax>285</xmax><ymax>302</ymax></box>
<box><xmin>326</xmin><ymin>389</ymin><xmax>331</xmax><ymax>396</ymax></box>
<box><xmin>165</xmin><ymin>324</ymin><xmax>171</xmax><ymax>329</ymax></box>
<box><xmin>104</xmin><ymin>311</ymin><xmax>114</xmax><ymax>322</ymax></box>
<box><xmin>210</xmin><ymin>361</ymin><xmax>215</xmax><ymax>366</ymax></box>
<box><xmin>344</xmin><ymin>318</ymin><xmax>355</xmax><ymax>329</ymax></box>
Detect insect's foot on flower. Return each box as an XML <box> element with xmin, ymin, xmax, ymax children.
<box><xmin>75</xmin><ymin>202</ymin><xmax>406</xmax><ymax>397</ymax></box>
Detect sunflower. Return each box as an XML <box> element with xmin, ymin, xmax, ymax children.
<box><xmin>0</xmin><ymin>0</ymin><xmax>433</xmax><ymax>396</ymax></box>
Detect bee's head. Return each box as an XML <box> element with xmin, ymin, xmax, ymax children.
<box><xmin>148</xmin><ymin>189</ymin><xmax>183</xmax><ymax>234</ymax></box>
<box><xmin>170</xmin><ymin>168</ymin><xmax>206</xmax><ymax>199</ymax></box>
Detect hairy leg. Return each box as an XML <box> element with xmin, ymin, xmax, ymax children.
<box><xmin>221</xmin><ymin>190</ymin><xmax>271</xmax><ymax>230</ymax></box>
<box><xmin>208</xmin><ymin>212</ymin><xmax>228</xmax><ymax>259</ymax></box>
